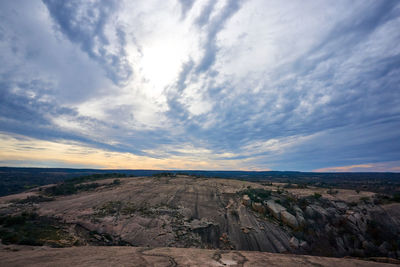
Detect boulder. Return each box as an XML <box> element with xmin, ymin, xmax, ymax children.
<box><xmin>335</xmin><ymin>202</ymin><xmax>348</xmax><ymax>212</ymax></box>
<box><xmin>326</xmin><ymin>207</ymin><xmax>338</xmax><ymax>217</ymax></box>
<box><xmin>378</xmin><ymin>241</ymin><xmax>390</xmax><ymax>255</ymax></box>
<box><xmin>296</xmin><ymin>212</ymin><xmax>306</xmax><ymax>227</ymax></box>
<box><xmin>289</xmin><ymin>236</ymin><xmax>299</xmax><ymax>248</ymax></box>
<box><xmin>310</xmin><ymin>205</ymin><xmax>328</xmax><ymax>220</ymax></box>
<box><xmin>186</xmin><ymin>218</ymin><xmax>214</xmax><ymax>230</ymax></box>
<box><xmin>251</xmin><ymin>202</ymin><xmax>265</xmax><ymax>214</ymax></box>
<box><xmin>336</xmin><ymin>237</ymin><xmax>346</xmax><ymax>253</ymax></box>
<box><xmin>281</xmin><ymin>211</ymin><xmax>299</xmax><ymax>229</ymax></box>
<box><xmin>242</xmin><ymin>195</ymin><xmax>251</xmax><ymax>207</ymax></box>
<box><xmin>324</xmin><ymin>224</ymin><xmax>332</xmax><ymax>233</ymax></box>
<box><xmin>300</xmin><ymin>241</ymin><xmax>309</xmax><ymax>250</ymax></box>
<box><xmin>305</xmin><ymin>206</ymin><xmax>315</xmax><ymax>218</ymax></box>
<box><xmin>362</xmin><ymin>240</ymin><xmax>376</xmax><ymax>251</ymax></box>
<box><xmin>293</xmin><ymin>205</ymin><xmax>303</xmax><ymax>214</ymax></box>
<box><xmin>266</xmin><ymin>200</ymin><xmax>286</xmax><ymax>219</ymax></box>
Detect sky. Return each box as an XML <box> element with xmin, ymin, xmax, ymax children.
<box><xmin>0</xmin><ymin>0</ymin><xmax>400</xmax><ymax>172</ymax></box>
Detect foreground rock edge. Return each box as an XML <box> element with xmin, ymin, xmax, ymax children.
<box><xmin>0</xmin><ymin>245</ymin><xmax>398</xmax><ymax>266</ymax></box>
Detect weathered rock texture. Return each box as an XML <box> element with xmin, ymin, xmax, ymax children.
<box><xmin>1</xmin><ymin>176</ymin><xmax>400</xmax><ymax>261</ymax></box>
<box><xmin>0</xmin><ymin>245</ymin><xmax>397</xmax><ymax>267</ymax></box>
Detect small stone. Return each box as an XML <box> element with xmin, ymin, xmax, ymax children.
<box><xmin>242</xmin><ymin>195</ymin><xmax>251</xmax><ymax>206</ymax></box>
<box><xmin>252</xmin><ymin>202</ymin><xmax>266</xmax><ymax>214</ymax></box>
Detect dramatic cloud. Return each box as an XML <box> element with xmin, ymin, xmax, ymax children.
<box><xmin>0</xmin><ymin>0</ymin><xmax>399</xmax><ymax>171</ymax></box>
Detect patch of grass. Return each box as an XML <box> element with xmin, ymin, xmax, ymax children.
<box><xmin>94</xmin><ymin>201</ymin><xmax>123</xmax><ymax>217</ymax></box>
<box><xmin>11</xmin><ymin>195</ymin><xmax>54</xmax><ymax>204</ymax></box>
<box><xmin>44</xmin><ymin>173</ymin><xmax>131</xmax><ymax>196</ymax></box>
<box><xmin>0</xmin><ymin>212</ymin><xmax>69</xmax><ymax>246</ymax></box>
<box><xmin>121</xmin><ymin>202</ymin><xmax>137</xmax><ymax>215</ymax></box>
<box><xmin>44</xmin><ymin>182</ymin><xmax>100</xmax><ymax>196</ymax></box>
<box><xmin>94</xmin><ymin>201</ymin><xmax>159</xmax><ymax>218</ymax></box>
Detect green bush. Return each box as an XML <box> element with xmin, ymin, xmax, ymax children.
<box><xmin>13</xmin><ymin>195</ymin><xmax>54</xmax><ymax>204</ymax></box>
<box><xmin>392</xmin><ymin>193</ymin><xmax>400</xmax><ymax>202</ymax></box>
<box><xmin>95</xmin><ymin>201</ymin><xmax>125</xmax><ymax>217</ymax></box>
<box><xmin>239</xmin><ymin>188</ymin><xmax>271</xmax><ymax>202</ymax></box>
<box><xmin>67</xmin><ymin>173</ymin><xmax>127</xmax><ymax>184</ymax></box>
<box><xmin>360</xmin><ymin>196</ymin><xmax>370</xmax><ymax>203</ymax></box>
<box><xmin>313</xmin><ymin>193</ymin><xmax>322</xmax><ymax>199</ymax></box>
<box><xmin>44</xmin><ymin>182</ymin><xmax>100</xmax><ymax>196</ymax></box>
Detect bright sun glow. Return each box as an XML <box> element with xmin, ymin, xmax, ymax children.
<box><xmin>140</xmin><ymin>33</ymin><xmax>191</xmax><ymax>97</ymax></box>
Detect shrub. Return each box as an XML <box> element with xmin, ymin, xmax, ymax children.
<box><xmin>360</xmin><ymin>196</ymin><xmax>370</xmax><ymax>203</ymax></box>
<box><xmin>230</xmin><ymin>210</ymin><xmax>239</xmax><ymax>218</ymax></box>
<box><xmin>239</xmin><ymin>188</ymin><xmax>271</xmax><ymax>202</ymax></box>
<box><xmin>313</xmin><ymin>193</ymin><xmax>322</xmax><ymax>199</ymax></box>
<box><xmin>12</xmin><ymin>195</ymin><xmax>54</xmax><ymax>204</ymax></box>
<box><xmin>392</xmin><ymin>193</ymin><xmax>400</xmax><ymax>202</ymax></box>
<box><xmin>0</xmin><ymin>213</ymin><xmax>66</xmax><ymax>246</ymax></box>
<box><xmin>44</xmin><ymin>182</ymin><xmax>100</xmax><ymax>196</ymax></box>
<box><xmin>298</xmin><ymin>198</ymin><xmax>309</xmax><ymax>209</ymax></box>
<box><xmin>327</xmin><ymin>188</ymin><xmax>338</xmax><ymax>195</ymax></box>
<box><xmin>67</xmin><ymin>173</ymin><xmax>127</xmax><ymax>184</ymax></box>
<box><xmin>349</xmin><ymin>202</ymin><xmax>357</xmax><ymax>207</ymax></box>
<box><xmin>95</xmin><ymin>201</ymin><xmax>123</xmax><ymax>216</ymax></box>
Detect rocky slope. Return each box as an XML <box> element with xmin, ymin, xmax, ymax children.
<box><xmin>0</xmin><ymin>175</ymin><xmax>399</xmax><ymax>263</ymax></box>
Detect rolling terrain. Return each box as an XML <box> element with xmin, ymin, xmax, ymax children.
<box><xmin>1</xmin><ymin>175</ymin><xmax>400</xmax><ymax>266</ymax></box>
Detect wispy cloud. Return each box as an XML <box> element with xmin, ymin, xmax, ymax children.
<box><xmin>0</xmin><ymin>0</ymin><xmax>399</xmax><ymax>171</ymax></box>
<box><xmin>314</xmin><ymin>161</ymin><xmax>400</xmax><ymax>172</ymax></box>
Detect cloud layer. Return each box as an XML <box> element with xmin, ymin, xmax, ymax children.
<box><xmin>0</xmin><ymin>0</ymin><xmax>399</xmax><ymax>171</ymax></box>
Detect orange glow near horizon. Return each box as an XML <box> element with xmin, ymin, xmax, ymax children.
<box><xmin>0</xmin><ymin>132</ymin><xmax>267</xmax><ymax>171</ymax></box>
<box><xmin>313</xmin><ymin>163</ymin><xmax>400</xmax><ymax>172</ymax></box>
<box><xmin>1</xmin><ymin>132</ymin><xmax>398</xmax><ymax>172</ymax></box>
